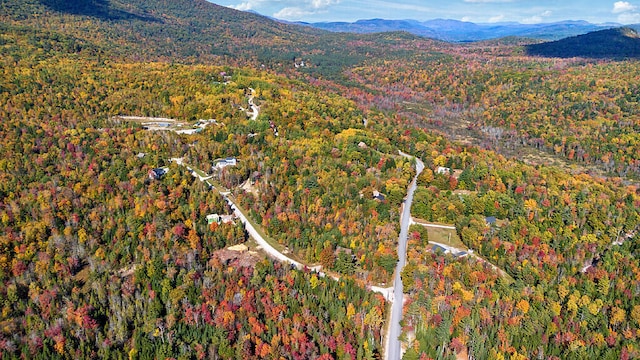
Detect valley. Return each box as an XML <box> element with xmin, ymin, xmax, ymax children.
<box><xmin>0</xmin><ymin>0</ymin><xmax>639</xmax><ymax>359</ymax></box>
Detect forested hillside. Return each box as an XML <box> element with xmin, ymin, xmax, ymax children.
<box><xmin>1</xmin><ymin>0</ymin><xmax>639</xmax><ymax>359</ymax></box>
<box><xmin>343</xmin><ymin>47</ymin><xmax>640</xmax><ymax>179</ymax></box>
<box><xmin>526</xmin><ymin>27</ymin><xmax>640</xmax><ymax>59</ymax></box>
<box><xmin>0</xmin><ymin>4</ymin><xmax>395</xmax><ymax>357</ymax></box>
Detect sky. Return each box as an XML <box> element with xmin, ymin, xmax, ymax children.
<box><xmin>210</xmin><ymin>0</ymin><xmax>640</xmax><ymax>24</ymax></box>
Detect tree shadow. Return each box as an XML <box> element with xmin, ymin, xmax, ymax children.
<box><xmin>40</xmin><ymin>0</ymin><xmax>160</xmax><ymax>22</ymax></box>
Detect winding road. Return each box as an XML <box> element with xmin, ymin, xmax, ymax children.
<box><xmin>244</xmin><ymin>87</ymin><xmax>260</xmax><ymax>121</ymax></box>
<box><xmin>173</xmin><ymin>149</ymin><xmax>425</xmax><ymax>359</ymax></box>
<box><xmin>223</xmin><ymin>192</ymin><xmax>310</xmax><ymax>270</ymax></box>
<box><xmin>386</xmin><ymin>152</ymin><xmax>424</xmax><ymax>360</ymax></box>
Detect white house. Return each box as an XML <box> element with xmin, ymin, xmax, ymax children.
<box><xmin>213</xmin><ymin>157</ymin><xmax>237</xmax><ymax>170</ymax></box>
<box><xmin>207</xmin><ymin>213</ymin><xmax>236</xmax><ymax>225</ymax></box>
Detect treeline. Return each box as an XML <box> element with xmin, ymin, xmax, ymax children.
<box><xmin>393</xmin><ymin>125</ymin><xmax>640</xmax><ymax>359</ymax></box>
<box><xmin>345</xmin><ymin>52</ymin><xmax>640</xmax><ymax>178</ymax></box>
<box><xmin>0</xmin><ymin>28</ymin><xmax>392</xmax><ymax>358</ymax></box>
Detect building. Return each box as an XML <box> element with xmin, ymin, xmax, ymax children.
<box><xmin>432</xmin><ymin>244</ymin><xmax>450</xmax><ymax>254</ymax></box>
<box><xmin>207</xmin><ymin>213</ymin><xmax>236</xmax><ymax>225</ymax></box>
<box><xmin>213</xmin><ymin>157</ymin><xmax>237</xmax><ymax>171</ymax></box>
<box><xmin>372</xmin><ymin>190</ymin><xmax>386</xmax><ymax>201</ymax></box>
<box><xmin>436</xmin><ymin>166</ymin><xmax>451</xmax><ymax>175</ymax></box>
<box><xmin>335</xmin><ymin>246</ymin><xmax>357</xmax><ymax>261</ymax></box>
<box><xmin>453</xmin><ymin>251</ymin><xmax>468</xmax><ymax>258</ymax></box>
<box><xmin>148</xmin><ymin>167</ymin><xmax>168</xmax><ymax>180</ymax></box>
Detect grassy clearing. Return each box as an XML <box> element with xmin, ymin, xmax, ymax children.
<box><xmin>425</xmin><ymin>226</ymin><xmax>467</xmax><ymax>250</ymax></box>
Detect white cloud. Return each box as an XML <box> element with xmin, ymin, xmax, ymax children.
<box><xmin>613</xmin><ymin>1</ymin><xmax>637</xmax><ymax>13</ymax></box>
<box><xmin>274</xmin><ymin>6</ymin><xmax>312</xmax><ymax>19</ymax></box>
<box><xmin>232</xmin><ymin>2</ymin><xmax>253</xmax><ymax>11</ymax></box>
<box><xmin>229</xmin><ymin>0</ymin><xmax>272</xmax><ymax>11</ymax></box>
<box><xmin>272</xmin><ymin>0</ymin><xmax>340</xmax><ymax>19</ymax></box>
<box><xmin>488</xmin><ymin>14</ymin><xmax>505</xmax><ymax>23</ymax></box>
<box><xmin>618</xmin><ymin>11</ymin><xmax>640</xmax><ymax>22</ymax></box>
<box><xmin>311</xmin><ymin>0</ymin><xmax>339</xmax><ymax>9</ymax></box>
<box><xmin>612</xmin><ymin>1</ymin><xmax>640</xmax><ymax>23</ymax></box>
<box><xmin>521</xmin><ymin>10</ymin><xmax>552</xmax><ymax>24</ymax></box>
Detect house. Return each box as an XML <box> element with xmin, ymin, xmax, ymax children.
<box><xmin>148</xmin><ymin>167</ymin><xmax>168</xmax><ymax>180</ymax></box>
<box><xmin>372</xmin><ymin>190</ymin><xmax>386</xmax><ymax>201</ymax></box>
<box><xmin>436</xmin><ymin>166</ymin><xmax>451</xmax><ymax>175</ymax></box>
<box><xmin>213</xmin><ymin>157</ymin><xmax>237</xmax><ymax>171</ymax></box>
<box><xmin>206</xmin><ymin>213</ymin><xmax>236</xmax><ymax>225</ymax></box>
<box><xmin>431</xmin><ymin>244</ymin><xmax>450</xmax><ymax>254</ymax></box>
<box><xmin>485</xmin><ymin>216</ymin><xmax>497</xmax><ymax>226</ymax></box>
<box><xmin>335</xmin><ymin>246</ymin><xmax>357</xmax><ymax>261</ymax></box>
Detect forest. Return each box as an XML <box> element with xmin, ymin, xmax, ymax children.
<box><xmin>1</xmin><ymin>0</ymin><xmax>640</xmax><ymax>359</ymax></box>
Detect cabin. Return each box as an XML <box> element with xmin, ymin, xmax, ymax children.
<box><xmin>436</xmin><ymin>166</ymin><xmax>451</xmax><ymax>175</ymax></box>
<box><xmin>485</xmin><ymin>216</ymin><xmax>497</xmax><ymax>226</ymax></box>
<box><xmin>148</xmin><ymin>167</ymin><xmax>168</xmax><ymax>180</ymax></box>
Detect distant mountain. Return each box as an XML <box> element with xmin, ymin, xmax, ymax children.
<box><xmin>304</xmin><ymin>19</ymin><xmax>439</xmax><ymax>39</ymax></box>
<box><xmin>525</xmin><ymin>27</ymin><xmax>640</xmax><ymax>59</ymax></box>
<box><xmin>298</xmin><ymin>18</ymin><xmax>618</xmax><ymax>42</ymax></box>
<box><xmin>0</xmin><ymin>0</ymin><xmax>436</xmax><ymax>80</ymax></box>
<box><xmin>0</xmin><ymin>0</ymin><xmax>330</xmax><ymax>62</ymax></box>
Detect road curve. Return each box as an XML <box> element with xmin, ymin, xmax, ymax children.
<box><xmin>247</xmin><ymin>87</ymin><xmax>259</xmax><ymax>121</ymax></box>
<box><xmin>225</xmin><ymin>196</ymin><xmax>305</xmax><ymax>269</ymax></box>
<box><xmin>386</xmin><ymin>152</ymin><xmax>424</xmax><ymax>360</ymax></box>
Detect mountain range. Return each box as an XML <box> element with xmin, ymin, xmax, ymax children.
<box><xmin>295</xmin><ymin>18</ymin><xmax>623</xmax><ymax>42</ymax></box>
<box><xmin>3</xmin><ymin>0</ymin><xmax>640</xmax><ymax>359</ymax></box>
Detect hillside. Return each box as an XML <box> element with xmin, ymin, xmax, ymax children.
<box><xmin>0</xmin><ymin>0</ymin><xmax>321</xmax><ymax>61</ymax></box>
<box><xmin>1</xmin><ymin>1</ymin><xmax>640</xmax><ymax>359</ymax></box>
<box><xmin>526</xmin><ymin>27</ymin><xmax>640</xmax><ymax>58</ymax></box>
<box><xmin>0</xmin><ymin>0</ymin><xmax>435</xmax><ymax>80</ymax></box>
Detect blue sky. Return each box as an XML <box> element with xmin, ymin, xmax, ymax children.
<box><xmin>210</xmin><ymin>0</ymin><xmax>640</xmax><ymax>24</ymax></box>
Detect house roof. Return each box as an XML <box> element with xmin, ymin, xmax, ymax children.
<box><xmin>149</xmin><ymin>167</ymin><xmax>168</xmax><ymax>178</ymax></box>
<box><xmin>372</xmin><ymin>190</ymin><xmax>386</xmax><ymax>201</ymax></box>
<box><xmin>432</xmin><ymin>244</ymin><xmax>449</xmax><ymax>253</ymax></box>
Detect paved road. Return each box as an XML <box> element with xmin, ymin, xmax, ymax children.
<box><xmin>386</xmin><ymin>153</ymin><xmax>424</xmax><ymax>360</ymax></box>
<box><xmin>224</xmin><ymin>197</ymin><xmax>308</xmax><ymax>268</ymax></box>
